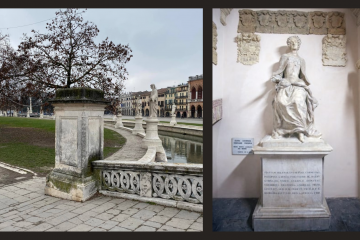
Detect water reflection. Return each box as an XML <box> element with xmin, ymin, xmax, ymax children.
<box><xmin>158</xmin><ymin>131</ymin><xmax>203</xmax><ymax>164</ymax></box>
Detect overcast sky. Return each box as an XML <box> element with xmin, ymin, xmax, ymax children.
<box><xmin>0</xmin><ymin>8</ymin><xmax>203</xmax><ymax>93</ymax></box>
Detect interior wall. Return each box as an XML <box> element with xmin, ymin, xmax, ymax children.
<box><xmin>212</xmin><ymin>8</ymin><xmax>225</xmax><ymax>197</ymax></box>
<box><xmin>213</xmin><ymin>8</ymin><xmax>360</xmax><ymax>198</ymax></box>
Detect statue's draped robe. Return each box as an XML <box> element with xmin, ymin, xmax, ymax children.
<box><xmin>271</xmin><ymin>54</ymin><xmax>321</xmax><ymax>137</ymax></box>
<box><xmin>150</xmin><ymin>89</ymin><xmax>158</xmax><ymax>118</ymax></box>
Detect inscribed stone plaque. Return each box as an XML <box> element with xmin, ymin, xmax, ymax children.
<box><xmin>232</xmin><ymin>138</ymin><xmax>254</xmax><ymax>154</ymax></box>
<box><xmin>88</xmin><ymin>117</ymin><xmax>101</xmax><ymax>159</ymax></box>
<box><xmin>59</xmin><ymin>118</ymin><xmax>78</xmax><ymax>167</ymax></box>
<box><xmin>212</xmin><ymin>98</ymin><xmax>222</xmax><ymax>125</ymax></box>
<box><xmin>236</xmin><ymin>33</ymin><xmax>261</xmax><ymax>65</ymax></box>
<box><xmin>262</xmin><ymin>157</ymin><xmax>323</xmax><ymax>208</ymax></box>
<box><xmin>322</xmin><ymin>34</ymin><xmax>346</xmax><ymax>67</ymax></box>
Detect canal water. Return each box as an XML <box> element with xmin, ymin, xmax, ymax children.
<box><xmin>158</xmin><ymin>131</ymin><xmax>203</xmax><ymax>164</ymax></box>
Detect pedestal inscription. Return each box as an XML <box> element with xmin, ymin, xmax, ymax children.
<box><xmin>262</xmin><ymin>158</ymin><xmax>323</xmax><ymax>208</ymax></box>
<box><xmin>252</xmin><ymin>136</ymin><xmax>332</xmax><ymax>231</ymax></box>
<box><xmin>59</xmin><ymin>117</ymin><xmax>78</xmax><ymax>167</ymax></box>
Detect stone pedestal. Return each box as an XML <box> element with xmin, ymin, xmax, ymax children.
<box><xmin>115</xmin><ymin>114</ymin><xmax>124</xmax><ymax>128</ymax></box>
<box><xmin>13</xmin><ymin>111</ymin><xmax>17</xmax><ymax>117</ymax></box>
<box><xmin>252</xmin><ymin>135</ymin><xmax>332</xmax><ymax>231</ymax></box>
<box><xmin>40</xmin><ymin>113</ymin><xmax>43</xmax><ymax>119</ymax></box>
<box><xmin>27</xmin><ymin>112</ymin><xmax>30</xmax><ymax>118</ymax></box>
<box><xmin>142</xmin><ymin>118</ymin><xmax>167</xmax><ymax>162</ymax></box>
<box><xmin>45</xmin><ymin>88</ymin><xmax>109</xmax><ymax>202</ymax></box>
<box><xmin>132</xmin><ymin>115</ymin><xmax>145</xmax><ymax>135</ymax></box>
<box><xmin>169</xmin><ymin>114</ymin><xmax>177</xmax><ymax>126</ymax></box>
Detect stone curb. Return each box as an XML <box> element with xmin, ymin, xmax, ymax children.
<box><xmin>99</xmin><ymin>190</ymin><xmax>203</xmax><ymax>213</ymax></box>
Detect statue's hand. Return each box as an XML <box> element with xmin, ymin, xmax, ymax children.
<box><xmin>279</xmin><ymin>80</ymin><xmax>291</xmax><ymax>87</ymax></box>
<box><xmin>271</xmin><ymin>75</ymin><xmax>282</xmax><ymax>83</ymax></box>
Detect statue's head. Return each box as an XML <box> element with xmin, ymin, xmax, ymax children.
<box><xmin>150</xmin><ymin>84</ymin><xmax>156</xmax><ymax>90</ymax></box>
<box><xmin>287</xmin><ymin>36</ymin><xmax>301</xmax><ymax>51</ymax></box>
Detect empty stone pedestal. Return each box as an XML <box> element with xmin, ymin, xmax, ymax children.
<box><xmin>44</xmin><ymin>88</ymin><xmax>109</xmax><ymax>202</ymax></box>
<box><xmin>169</xmin><ymin>114</ymin><xmax>177</xmax><ymax>126</ymax></box>
<box><xmin>115</xmin><ymin>114</ymin><xmax>124</xmax><ymax>128</ymax></box>
<box><xmin>132</xmin><ymin>115</ymin><xmax>145</xmax><ymax>135</ymax></box>
<box><xmin>252</xmin><ymin>135</ymin><xmax>332</xmax><ymax>231</ymax></box>
<box><xmin>142</xmin><ymin>118</ymin><xmax>167</xmax><ymax>162</ymax></box>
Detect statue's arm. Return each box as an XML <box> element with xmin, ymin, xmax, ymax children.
<box><xmin>300</xmin><ymin>58</ymin><xmax>310</xmax><ymax>85</ymax></box>
<box><xmin>270</xmin><ymin>55</ymin><xmax>287</xmax><ymax>83</ymax></box>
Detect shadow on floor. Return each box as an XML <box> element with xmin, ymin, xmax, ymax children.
<box><xmin>213</xmin><ymin>198</ymin><xmax>360</xmax><ymax>232</ymax></box>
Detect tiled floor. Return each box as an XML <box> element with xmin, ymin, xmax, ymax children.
<box><xmin>213</xmin><ymin>198</ymin><xmax>360</xmax><ymax>231</ymax></box>
<box><xmin>0</xmin><ymin>177</ymin><xmax>203</xmax><ymax>232</ymax></box>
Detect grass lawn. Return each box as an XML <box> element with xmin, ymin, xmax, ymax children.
<box><xmin>0</xmin><ymin>117</ymin><xmax>126</xmax><ymax>176</ymax></box>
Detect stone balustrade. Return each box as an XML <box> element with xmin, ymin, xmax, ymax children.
<box><xmin>92</xmin><ymin>160</ymin><xmax>203</xmax><ymax>211</ymax></box>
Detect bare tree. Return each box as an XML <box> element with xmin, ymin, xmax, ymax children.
<box><xmin>12</xmin><ymin>8</ymin><xmax>132</xmax><ymax>101</ymax></box>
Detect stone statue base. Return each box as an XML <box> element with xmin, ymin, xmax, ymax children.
<box><xmin>115</xmin><ymin>114</ymin><xmax>124</xmax><ymax>128</ymax></box>
<box><xmin>132</xmin><ymin>115</ymin><xmax>145</xmax><ymax>135</ymax></box>
<box><xmin>45</xmin><ymin>88</ymin><xmax>109</xmax><ymax>202</ymax></box>
<box><xmin>44</xmin><ymin>170</ymin><xmax>97</xmax><ymax>202</ymax></box>
<box><xmin>27</xmin><ymin>112</ymin><xmax>30</xmax><ymax>118</ymax></box>
<box><xmin>169</xmin><ymin>114</ymin><xmax>177</xmax><ymax>126</ymax></box>
<box><xmin>40</xmin><ymin>113</ymin><xmax>43</xmax><ymax>119</ymax></box>
<box><xmin>252</xmin><ymin>135</ymin><xmax>332</xmax><ymax>231</ymax></box>
<box><xmin>14</xmin><ymin>112</ymin><xmax>17</xmax><ymax>117</ymax></box>
<box><xmin>142</xmin><ymin>118</ymin><xmax>167</xmax><ymax>162</ymax></box>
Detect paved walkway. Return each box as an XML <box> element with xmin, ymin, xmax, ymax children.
<box><xmin>0</xmin><ymin>177</ymin><xmax>203</xmax><ymax>232</ymax></box>
<box><xmin>104</xmin><ymin>126</ymin><xmax>146</xmax><ymax>161</ymax></box>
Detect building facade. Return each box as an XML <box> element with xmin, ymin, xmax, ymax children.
<box><xmin>175</xmin><ymin>83</ymin><xmax>188</xmax><ymax>118</ymax></box>
<box><xmin>165</xmin><ymin>86</ymin><xmax>176</xmax><ymax>117</ymax></box>
<box><xmin>121</xmin><ymin>92</ymin><xmax>132</xmax><ymax>116</ymax></box>
<box><xmin>188</xmin><ymin>74</ymin><xmax>203</xmax><ymax>118</ymax></box>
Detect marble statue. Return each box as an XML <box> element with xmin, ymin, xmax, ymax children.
<box><xmin>171</xmin><ymin>103</ymin><xmax>176</xmax><ymax>115</ymax></box>
<box><xmin>149</xmin><ymin>84</ymin><xmax>158</xmax><ymax>118</ymax></box>
<box><xmin>270</xmin><ymin>36</ymin><xmax>321</xmax><ymax>142</ymax></box>
<box><xmin>136</xmin><ymin>96</ymin><xmax>142</xmax><ymax>116</ymax></box>
<box><xmin>117</xmin><ymin>100</ymin><xmax>122</xmax><ymax>115</ymax></box>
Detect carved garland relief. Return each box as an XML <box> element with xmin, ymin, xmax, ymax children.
<box><xmin>237</xmin><ymin>10</ymin><xmax>346</xmax><ymax>35</ymax></box>
<box><xmin>238</xmin><ymin>10</ymin><xmax>257</xmax><ymax>33</ymax></box>
<box><xmin>212</xmin><ymin>21</ymin><xmax>218</xmax><ymax>65</ymax></box>
<box><xmin>309</xmin><ymin>11</ymin><xmax>327</xmax><ymax>35</ymax></box>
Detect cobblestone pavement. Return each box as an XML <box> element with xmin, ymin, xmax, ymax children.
<box><xmin>0</xmin><ymin>178</ymin><xmax>203</xmax><ymax>232</ymax></box>
<box><xmin>104</xmin><ymin>126</ymin><xmax>147</xmax><ymax>161</ymax></box>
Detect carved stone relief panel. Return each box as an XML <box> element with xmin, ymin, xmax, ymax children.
<box><xmin>236</xmin><ymin>33</ymin><xmax>261</xmax><ymax>65</ymax></box>
<box><xmin>256</xmin><ymin>10</ymin><xmax>274</xmax><ymax>33</ymax></box>
<box><xmin>212</xmin><ymin>21</ymin><xmax>217</xmax><ymax>65</ymax></box>
<box><xmin>213</xmin><ymin>99</ymin><xmax>222</xmax><ymax>125</ymax></box>
<box><xmin>220</xmin><ymin>8</ymin><xmax>232</xmax><ymax>26</ymax></box>
<box><xmin>309</xmin><ymin>11</ymin><xmax>327</xmax><ymax>35</ymax></box>
<box><xmin>291</xmin><ymin>11</ymin><xmax>309</xmax><ymax>34</ymax></box>
<box><xmin>238</xmin><ymin>9</ymin><xmax>257</xmax><ymax>33</ymax></box>
<box><xmin>322</xmin><ymin>34</ymin><xmax>346</xmax><ymax>67</ymax></box>
<box><xmin>273</xmin><ymin>11</ymin><xmax>292</xmax><ymax>34</ymax></box>
<box><xmin>235</xmin><ymin>9</ymin><xmax>345</xmax><ymax>35</ymax></box>
<box><xmin>327</xmin><ymin>12</ymin><xmax>346</xmax><ymax>35</ymax></box>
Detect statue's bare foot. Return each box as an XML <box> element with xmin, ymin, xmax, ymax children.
<box><xmin>298</xmin><ymin>133</ymin><xmax>305</xmax><ymax>143</ymax></box>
